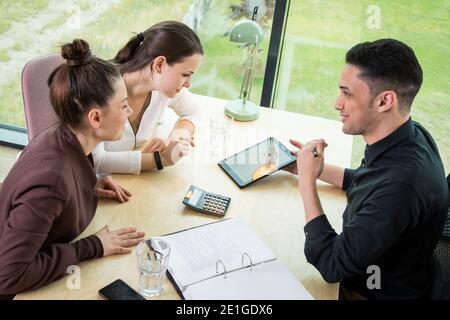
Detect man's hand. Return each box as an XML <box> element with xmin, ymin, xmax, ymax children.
<box><xmin>95</xmin><ymin>226</ymin><xmax>145</xmax><ymax>256</ymax></box>
<box><xmin>291</xmin><ymin>139</ymin><xmax>328</xmax><ymax>223</ymax></box>
<box><xmin>282</xmin><ymin>139</ymin><xmax>305</xmax><ymax>175</ymax></box>
<box><xmin>95</xmin><ymin>175</ymin><xmax>132</xmax><ymax>203</ymax></box>
<box><xmin>297</xmin><ymin>139</ymin><xmax>327</xmax><ymax>182</ymax></box>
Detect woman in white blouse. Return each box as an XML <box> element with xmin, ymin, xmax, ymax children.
<box><xmin>93</xmin><ymin>21</ymin><xmax>203</xmax><ymax>175</ymax></box>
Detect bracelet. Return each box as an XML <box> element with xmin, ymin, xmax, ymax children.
<box><xmin>154</xmin><ymin>151</ymin><xmax>163</xmax><ymax>170</ymax></box>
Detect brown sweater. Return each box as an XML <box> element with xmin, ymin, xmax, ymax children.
<box><xmin>0</xmin><ymin>125</ymin><xmax>103</xmax><ymax>296</ymax></box>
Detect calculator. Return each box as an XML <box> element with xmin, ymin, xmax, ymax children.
<box><xmin>182</xmin><ymin>185</ymin><xmax>231</xmax><ymax>217</ymax></box>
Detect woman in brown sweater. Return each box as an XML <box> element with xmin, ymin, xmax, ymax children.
<box><xmin>0</xmin><ymin>39</ymin><xmax>145</xmax><ymax>298</ymax></box>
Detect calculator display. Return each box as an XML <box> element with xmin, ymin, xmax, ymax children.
<box><xmin>187</xmin><ymin>188</ymin><xmax>202</xmax><ymax>206</ymax></box>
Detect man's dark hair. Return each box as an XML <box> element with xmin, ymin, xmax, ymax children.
<box><xmin>346</xmin><ymin>38</ymin><xmax>423</xmax><ymax>114</ymax></box>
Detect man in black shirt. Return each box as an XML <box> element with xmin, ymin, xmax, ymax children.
<box><xmin>285</xmin><ymin>39</ymin><xmax>449</xmax><ymax>299</ymax></box>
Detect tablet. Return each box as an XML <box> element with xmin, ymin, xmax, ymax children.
<box><xmin>218</xmin><ymin>137</ymin><xmax>296</xmax><ymax>188</ymax></box>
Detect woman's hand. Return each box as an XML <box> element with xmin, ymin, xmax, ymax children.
<box><xmin>95</xmin><ymin>226</ymin><xmax>145</xmax><ymax>256</ymax></box>
<box><xmin>95</xmin><ymin>175</ymin><xmax>132</xmax><ymax>203</ymax></box>
<box><xmin>142</xmin><ymin>137</ymin><xmax>168</xmax><ymax>153</ymax></box>
<box><xmin>160</xmin><ymin>137</ymin><xmax>191</xmax><ymax>166</ymax></box>
<box><xmin>172</xmin><ymin>122</ymin><xmax>195</xmax><ymax>147</ymax></box>
<box><xmin>142</xmin><ymin>133</ymin><xmax>194</xmax><ymax>154</ymax></box>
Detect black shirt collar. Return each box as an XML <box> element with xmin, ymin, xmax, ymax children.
<box><xmin>364</xmin><ymin>118</ymin><xmax>414</xmax><ymax>167</ymax></box>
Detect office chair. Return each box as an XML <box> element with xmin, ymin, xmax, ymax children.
<box><xmin>429</xmin><ymin>173</ymin><xmax>450</xmax><ymax>299</ymax></box>
<box><xmin>444</xmin><ymin>174</ymin><xmax>450</xmax><ymax>237</ymax></box>
<box><xmin>431</xmin><ymin>236</ymin><xmax>450</xmax><ymax>299</ymax></box>
<box><xmin>21</xmin><ymin>54</ymin><xmax>64</xmax><ymax>141</ymax></box>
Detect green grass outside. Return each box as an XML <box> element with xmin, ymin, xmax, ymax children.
<box><xmin>0</xmin><ymin>0</ymin><xmax>267</xmax><ymax>124</ymax></box>
<box><xmin>0</xmin><ymin>0</ymin><xmax>50</xmax><ymax>34</ymax></box>
<box><xmin>275</xmin><ymin>0</ymin><xmax>450</xmax><ymax>171</ymax></box>
<box><xmin>0</xmin><ymin>0</ymin><xmax>190</xmax><ymax>126</ymax></box>
<box><xmin>0</xmin><ymin>0</ymin><xmax>448</xmax><ymax>172</ymax></box>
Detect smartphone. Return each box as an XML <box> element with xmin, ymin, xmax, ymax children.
<box><xmin>98</xmin><ymin>279</ymin><xmax>146</xmax><ymax>300</ymax></box>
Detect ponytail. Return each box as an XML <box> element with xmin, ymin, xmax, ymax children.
<box><xmin>113</xmin><ymin>21</ymin><xmax>203</xmax><ymax>73</ymax></box>
<box><xmin>114</xmin><ymin>33</ymin><xmax>145</xmax><ymax>64</ymax></box>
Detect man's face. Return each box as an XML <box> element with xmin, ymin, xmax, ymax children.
<box><xmin>335</xmin><ymin>64</ymin><xmax>378</xmax><ymax>136</ymax></box>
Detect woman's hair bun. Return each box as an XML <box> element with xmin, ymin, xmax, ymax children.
<box><xmin>61</xmin><ymin>39</ymin><xmax>93</xmax><ymax>66</ymax></box>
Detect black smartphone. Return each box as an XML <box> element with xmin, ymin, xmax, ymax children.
<box><xmin>98</xmin><ymin>279</ymin><xmax>146</xmax><ymax>300</ymax></box>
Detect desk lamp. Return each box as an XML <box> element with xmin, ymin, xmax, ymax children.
<box><xmin>224</xmin><ymin>7</ymin><xmax>264</xmax><ymax>122</ymax></box>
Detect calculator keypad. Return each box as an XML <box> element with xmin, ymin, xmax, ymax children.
<box><xmin>182</xmin><ymin>185</ymin><xmax>230</xmax><ymax>217</ymax></box>
<box><xmin>202</xmin><ymin>194</ymin><xmax>230</xmax><ymax>216</ymax></box>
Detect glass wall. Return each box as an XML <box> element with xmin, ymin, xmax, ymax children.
<box><xmin>0</xmin><ymin>0</ymin><xmax>274</xmax><ymax>126</ymax></box>
<box><xmin>1</xmin><ymin>0</ymin><xmax>448</xmax><ymax>174</ymax></box>
<box><xmin>273</xmin><ymin>0</ymin><xmax>450</xmax><ymax>171</ymax></box>
<box><xmin>188</xmin><ymin>0</ymin><xmax>274</xmax><ymax>105</ymax></box>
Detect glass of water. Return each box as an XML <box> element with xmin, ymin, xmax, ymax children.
<box><xmin>136</xmin><ymin>238</ymin><xmax>171</xmax><ymax>298</ymax></box>
<box><xmin>210</xmin><ymin>111</ymin><xmax>234</xmax><ymax>158</ymax></box>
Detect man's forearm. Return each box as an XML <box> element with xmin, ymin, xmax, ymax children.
<box><xmin>299</xmin><ymin>179</ymin><xmax>324</xmax><ymax>223</ymax></box>
<box><xmin>318</xmin><ymin>164</ymin><xmax>345</xmax><ymax>189</ymax></box>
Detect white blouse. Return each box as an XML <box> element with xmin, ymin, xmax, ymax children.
<box><xmin>93</xmin><ymin>88</ymin><xmax>199</xmax><ymax>175</ymax></box>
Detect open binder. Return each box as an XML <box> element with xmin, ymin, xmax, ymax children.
<box><xmin>155</xmin><ymin>218</ymin><xmax>313</xmax><ymax>300</ymax></box>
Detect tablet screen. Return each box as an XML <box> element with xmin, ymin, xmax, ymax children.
<box><xmin>218</xmin><ymin>137</ymin><xmax>296</xmax><ymax>187</ymax></box>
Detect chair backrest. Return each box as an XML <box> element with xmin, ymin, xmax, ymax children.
<box><xmin>429</xmin><ymin>173</ymin><xmax>450</xmax><ymax>299</ymax></box>
<box><xmin>434</xmin><ymin>237</ymin><xmax>450</xmax><ymax>280</ymax></box>
<box><xmin>431</xmin><ymin>237</ymin><xmax>450</xmax><ymax>299</ymax></box>
<box><xmin>21</xmin><ymin>54</ymin><xmax>64</xmax><ymax>141</ymax></box>
<box><xmin>444</xmin><ymin>174</ymin><xmax>450</xmax><ymax>237</ymax></box>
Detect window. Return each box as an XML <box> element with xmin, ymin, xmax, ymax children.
<box><xmin>0</xmin><ymin>0</ymin><xmax>274</xmax><ymax>146</ymax></box>
<box><xmin>0</xmin><ymin>0</ymin><xmax>191</xmax><ymax>128</ymax></box>
<box><xmin>1</xmin><ymin>0</ymin><xmax>448</xmax><ymax>174</ymax></box>
<box><xmin>190</xmin><ymin>0</ymin><xmax>274</xmax><ymax>106</ymax></box>
<box><xmin>273</xmin><ymin>0</ymin><xmax>449</xmax><ymax>171</ymax></box>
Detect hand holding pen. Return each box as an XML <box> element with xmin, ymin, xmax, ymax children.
<box><xmin>282</xmin><ymin>139</ymin><xmax>328</xmax><ymax>180</ymax></box>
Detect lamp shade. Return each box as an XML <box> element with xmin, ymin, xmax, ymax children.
<box><xmin>229</xmin><ymin>20</ymin><xmax>264</xmax><ymax>44</ymax></box>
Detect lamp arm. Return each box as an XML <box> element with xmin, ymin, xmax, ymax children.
<box><xmin>239</xmin><ymin>43</ymin><xmax>258</xmax><ymax>107</ymax></box>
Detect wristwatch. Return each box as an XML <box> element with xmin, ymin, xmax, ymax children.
<box><xmin>154</xmin><ymin>151</ymin><xmax>163</xmax><ymax>170</ymax></box>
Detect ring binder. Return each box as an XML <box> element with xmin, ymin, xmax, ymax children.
<box><xmin>215</xmin><ymin>259</ymin><xmax>228</xmax><ymax>278</ymax></box>
<box><xmin>241</xmin><ymin>252</ymin><xmax>254</xmax><ymax>271</ymax></box>
<box><xmin>159</xmin><ymin>218</ymin><xmax>313</xmax><ymax>299</ymax></box>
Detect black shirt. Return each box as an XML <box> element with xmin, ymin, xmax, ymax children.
<box><xmin>304</xmin><ymin>118</ymin><xmax>449</xmax><ymax>299</ymax></box>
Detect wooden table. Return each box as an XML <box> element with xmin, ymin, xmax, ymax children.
<box><xmin>15</xmin><ymin>94</ymin><xmax>352</xmax><ymax>300</ymax></box>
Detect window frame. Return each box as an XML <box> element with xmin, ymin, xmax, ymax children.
<box><xmin>260</xmin><ymin>0</ymin><xmax>290</xmax><ymax>108</ymax></box>
<box><xmin>0</xmin><ymin>124</ymin><xmax>28</xmax><ymax>149</ymax></box>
